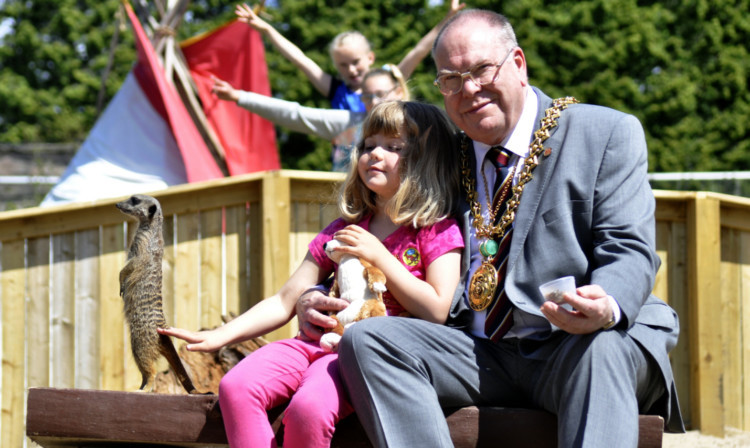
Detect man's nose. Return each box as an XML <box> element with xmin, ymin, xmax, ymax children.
<box><xmin>460</xmin><ymin>75</ymin><xmax>482</xmax><ymax>96</ymax></box>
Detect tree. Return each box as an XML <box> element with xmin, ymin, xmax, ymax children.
<box><xmin>472</xmin><ymin>0</ymin><xmax>750</xmax><ymax>173</ymax></box>
<box><xmin>0</xmin><ymin>0</ymin><xmax>234</xmax><ymax>143</ymax></box>
<box><xmin>2</xmin><ymin>0</ymin><xmax>748</xmax><ymax>175</ymax></box>
<box><xmin>0</xmin><ymin>0</ymin><xmax>129</xmax><ymax>142</ymax></box>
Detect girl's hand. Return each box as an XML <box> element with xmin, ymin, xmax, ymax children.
<box><xmin>157</xmin><ymin>327</ymin><xmax>224</xmax><ymax>353</ymax></box>
<box><xmin>211</xmin><ymin>76</ymin><xmax>240</xmax><ymax>102</ymax></box>
<box><xmin>235</xmin><ymin>3</ymin><xmax>272</xmax><ymax>34</ymax></box>
<box><xmin>331</xmin><ymin>225</ymin><xmax>391</xmax><ymax>266</ymax></box>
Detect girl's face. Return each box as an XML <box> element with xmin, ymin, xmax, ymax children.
<box><xmin>358</xmin><ymin>130</ymin><xmax>406</xmax><ymax>201</ymax></box>
<box><xmin>332</xmin><ymin>42</ymin><xmax>375</xmax><ymax>90</ymax></box>
<box><xmin>361</xmin><ymin>75</ymin><xmax>403</xmax><ymax>113</ymax></box>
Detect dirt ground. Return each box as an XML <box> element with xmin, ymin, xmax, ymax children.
<box><xmin>663</xmin><ymin>428</ymin><xmax>750</xmax><ymax>447</ymax></box>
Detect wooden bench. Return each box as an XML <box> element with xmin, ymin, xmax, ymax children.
<box><xmin>26</xmin><ymin>387</ymin><xmax>665</xmax><ymax>447</ymax></box>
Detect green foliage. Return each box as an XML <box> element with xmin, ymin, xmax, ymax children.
<box><xmin>0</xmin><ymin>0</ymin><xmax>134</xmax><ymax>142</ymax></box>
<box><xmin>1</xmin><ymin>0</ymin><xmax>748</xmax><ymax>174</ymax></box>
<box><xmin>491</xmin><ymin>0</ymin><xmax>750</xmax><ymax>172</ymax></box>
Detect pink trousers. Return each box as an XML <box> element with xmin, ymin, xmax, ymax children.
<box><xmin>218</xmin><ymin>338</ymin><xmax>354</xmax><ymax>448</ymax></box>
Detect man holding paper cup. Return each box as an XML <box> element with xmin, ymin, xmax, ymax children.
<box><xmin>298</xmin><ymin>8</ymin><xmax>684</xmax><ymax>447</ymax></box>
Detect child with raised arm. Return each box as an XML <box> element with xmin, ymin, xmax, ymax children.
<box><xmin>159</xmin><ymin>101</ymin><xmax>464</xmax><ymax>448</ymax></box>
<box><xmin>213</xmin><ymin>64</ymin><xmax>409</xmax><ymax>171</ymax></box>
<box><xmin>235</xmin><ymin>1</ymin><xmax>464</xmax><ymax>112</ymax></box>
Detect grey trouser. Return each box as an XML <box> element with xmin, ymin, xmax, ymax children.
<box><xmin>338</xmin><ymin>316</ymin><xmax>664</xmax><ymax>448</ymax></box>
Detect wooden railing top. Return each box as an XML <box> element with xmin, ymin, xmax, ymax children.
<box><xmin>1</xmin><ymin>175</ymin><xmax>748</xmax><ymax>243</ymax></box>
<box><xmin>0</xmin><ymin>170</ymin><xmax>345</xmax><ymax>242</ymax></box>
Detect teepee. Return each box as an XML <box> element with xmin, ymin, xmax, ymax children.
<box><xmin>42</xmin><ymin>0</ymin><xmax>278</xmax><ymax>206</ymax></box>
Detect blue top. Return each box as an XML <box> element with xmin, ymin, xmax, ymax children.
<box><xmin>328</xmin><ymin>78</ymin><xmax>366</xmax><ymax>113</ymax></box>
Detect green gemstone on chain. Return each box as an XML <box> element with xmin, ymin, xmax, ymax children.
<box><xmin>479</xmin><ymin>239</ymin><xmax>499</xmax><ymax>257</ymax></box>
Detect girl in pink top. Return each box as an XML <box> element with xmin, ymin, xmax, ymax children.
<box><xmin>160</xmin><ymin>101</ymin><xmax>464</xmax><ymax>448</ymax></box>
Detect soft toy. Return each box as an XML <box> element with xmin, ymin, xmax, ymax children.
<box><xmin>319</xmin><ymin>239</ymin><xmax>387</xmax><ymax>352</ymax></box>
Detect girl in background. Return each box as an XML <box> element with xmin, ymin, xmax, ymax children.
<box><xmin>235</xmin><ymin>1</ymin><xmax>464</xmax><ymax>112</ymax></box>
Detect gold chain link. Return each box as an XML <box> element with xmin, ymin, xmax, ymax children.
<box><xmin>460</xmin><ymin>97</ymin><xmax>578</xmax><ymax>240</ymax></box>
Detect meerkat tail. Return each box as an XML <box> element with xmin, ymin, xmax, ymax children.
<box><xmin>158</xmin><ymin>333</ymin><xmax>200</xmax><ymax>394</ymax></box>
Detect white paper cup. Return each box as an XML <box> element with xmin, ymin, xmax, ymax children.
<box><xmin>539</xmin><ymin>276</ymin><xmax>576</xmax><ymax>304</ymax></box>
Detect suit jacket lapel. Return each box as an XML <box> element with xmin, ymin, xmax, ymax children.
<box><xmin>507</xmin><ymin>87</ymin><xmax>563</xmax><ymax>275</ymax></box>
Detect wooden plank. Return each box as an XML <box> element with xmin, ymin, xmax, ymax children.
<box><xmin>743</xmin><ymin>231</ymin><xmax>750</xmax><ymax>431</ymax></box>
<box><xmin>200</xmin><ymin>208</ymin><xmax>223</xmax><ymax>328</ymax></box>
<box><xmin>653</xmin><ymin>221</ymin><xmax>670</xmax><ymax>304</ymax></box>
<box><xmin>722</xmin><ymin>205</ymin><xmax>750</xmax><ymax>232</ymax></box>
<box><xmin>26</xmin><ymin>237</ymin><xmax>51</xmax><ymax>388</ymax></box>
<box><xmin>176</xmin><ymin>212</ymin><xmax>200</xmax><ymax>332</ymax></box>
<box><xmin>322</xmin><ymin>202</ymin><xmax>340</xmax><ymax>231</ymax></box>
<box><xmin>654</xmin><ymin>198</ymin><xmax>687</xmax><ymax>222</ymax></box>
<box><xmin>51</xmin><ymin>233</ymin><xmax>76</xmax><ymax>388</ymax></box>
<box><xmin>722</xmin><ymin>228</ymin><xmax>742</xmax><ymax>429</ymax></box>
<box><xmin>0</xmin><ymin>172</ymin><xmax>265</xmax><ymax>242</ymax></box>
<box><xmin>289</xmin><ymin>176</ymin><xmax>343</xmax><ymax>204</ymax></box>
<box><xmin>1</xmin><ymin>240</ymin><xmax>26</xmax><ymax>448</ymax></box>
<box><xmin>25</xmin><ymin>388</ymin><xmax>664</xmax><ymax>448</ymax></box>
<box><xmin>261</xmin><ymin>174</ymin><xmax>294</xmax><ymax>342</ymax></box>
<box><xmin>686</xmin><ymin>194</ymin><xmax>724</xmax><ymax>436</ymax></box>
<box><xmin>75</xmin><ymin>229</ymin><xmax>101</xmax><ymax>389</ymax></box>
<box><xmin>666</xmin><ymin>221</ymin><xmax>691</xmax><ymax>428</ymax></box>
<box><xmin>162</xmin><ymin>214</ymin><xmax>176</xmax><ymax>324</ymax></box>
<box><xmin>26</xmin><ymin>388</ymin><xmax>226</xmax><ymax>447</ymax></box>
<box><xmin>248</xmin><ymin>201</ymin><xmax>263</xmax><ymax>308</ymax></box>
<box><xmin>99</xmin><ymin>224</ymin><xmax>126</xmax><ymax>391</ymax></box>
<box><xmin>224</xmin><ymin>206</ymin><xmax>242</xmax><ymax>316</ymax></box>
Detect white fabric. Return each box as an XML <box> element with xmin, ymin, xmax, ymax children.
<box><xmin>41</xmin><ymin>73</ymin><xmax>187</xmax><ymax>206</ymax></box>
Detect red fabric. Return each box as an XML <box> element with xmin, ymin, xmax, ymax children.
<box><xmin>125</xmin><ymin>2</ymin><xmax>223</xmax><ymax>182</ymax></box>
<box><xmin>181</xmin><ymin>20</ymin><xmax>279</xmax><ymax>175</ymax></box>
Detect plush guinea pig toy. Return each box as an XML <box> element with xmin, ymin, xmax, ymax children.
<box><xmin>319</xmin><ymin>239</ymin><xmax>387</xmax><ymax>352</ymax></box>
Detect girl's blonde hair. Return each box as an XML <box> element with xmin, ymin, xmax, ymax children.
<box><xmin>339</xmin><ymin>101</ymin><xmax>460</xmax><ymax>228</ymax></box>
<box><xmin>363</xmin><ymin>64</ymin><xmax>411</xmax><ymax>101</ymax></box>
<box><xmin>329</xmin><ymin>31</ymin><xmax>372</xmax><ymax>59</ymax></box>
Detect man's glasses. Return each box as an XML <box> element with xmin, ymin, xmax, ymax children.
<box><xmin>361</xmin><ymin>86</ymin><xmax>397</xmax><ymax>104</ymax></box>
<box><xmin>434</xmin><ymin>47</ymin><xmax>516</xmax><ymax>96</ymax></box>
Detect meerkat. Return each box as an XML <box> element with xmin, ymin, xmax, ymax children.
<box><xmin>116</xmin><ymin>194</ymin><xmax>200</xmax><ymax>394</ymax></box>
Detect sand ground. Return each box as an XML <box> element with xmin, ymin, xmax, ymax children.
<box><xmin>663</xmin><ymin>428</ymin><xmax>750</xmax><ymax>447</ymax></box>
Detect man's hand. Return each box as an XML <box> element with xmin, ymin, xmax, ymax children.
<box><xmin>540</xmin><ymin>284</ymin><xmax>614</xmax><ymax>334</ymax></box>
<box><xmin>296</xmin><ymin>288</ymin><xmax>349</xmax><ymax>341</ymax></box>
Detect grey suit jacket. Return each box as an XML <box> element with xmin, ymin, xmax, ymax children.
<box><xmin>448</xmin><ymin>87</ymin><xmax>684</xmax><ymax>432</ymax></box>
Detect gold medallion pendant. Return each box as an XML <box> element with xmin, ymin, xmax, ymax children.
<box><xmin>469</xmin><ymin>261</ymin><xmax>498</xmax><ymax>311</ymax></box>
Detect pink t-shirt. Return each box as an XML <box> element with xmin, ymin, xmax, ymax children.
<box><xmin>309</xmin><ymin>215</ymin><xmax>464</xmax><ymax>316</ymax></box>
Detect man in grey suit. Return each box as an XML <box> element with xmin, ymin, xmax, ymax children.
<box><xmin>298</xmin><ymin>8</ymin><xmax>684</xmax><ymax>447</ymax></box>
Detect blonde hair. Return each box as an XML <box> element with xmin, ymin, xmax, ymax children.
<box><xmin>363</xmin><ymin>64</ymin><xmax>411</xmax><ymax>101</ymax></box>
<box><xmin>328</xmin><ymin>31</ymin><xmax>372</xmax><ymax>59</ymax></box>
<box><xmin>338</xmin><ymin>101</ymin><xmax>460</xmax><ymax>228</ymax></box>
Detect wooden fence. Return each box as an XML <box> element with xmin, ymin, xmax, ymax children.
<box><xmin>0</xmin><ymin>170</ymin><xmax>748</xmax><ymax>446</ymax></box>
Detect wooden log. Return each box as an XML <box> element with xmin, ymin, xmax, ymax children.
<box><xmin>26</xmin><ymin>388</ymin><xmax>665</xmax><ymax>448</ymax></box>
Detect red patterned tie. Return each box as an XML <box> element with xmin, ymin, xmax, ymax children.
<box><xmin>484</xmin><ymin>146</ymin><xmax>515</xmax><ymax>342</ymax></box>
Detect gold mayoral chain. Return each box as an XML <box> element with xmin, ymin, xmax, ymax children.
<box><xmin>462</xmin><ymin>97</ymin><xmax>578</xmax><ymax>311</ymax></box>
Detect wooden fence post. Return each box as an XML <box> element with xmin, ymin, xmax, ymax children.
<box><xmin>686</xmin><ymin>193</ymin><xmax>724</xmax><ymax>436</ymax></box>
<box><xmin>259</xmin><ymin>172</ymin><xmax>294</xmax><ymax>341</ymax></box>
